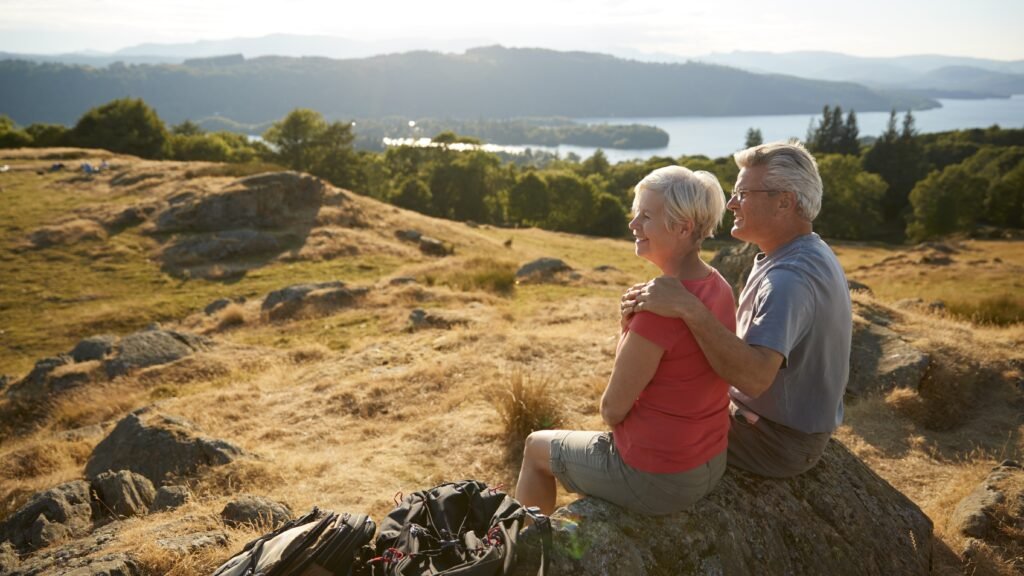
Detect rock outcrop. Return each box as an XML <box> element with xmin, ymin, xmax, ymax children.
<box><xmin>221</xmin><ymin>495</ymin><xmax>293</xmax><ymax>529</ymax></box>
<box><xmin>152</xmin><ymin>486</ymin><xmax>191</xmax><ymax>512</ymax></box>
<box><xmin>847</xmin><ymin>320</ymin><xmax>930</xmax><ymax>396</ymax></box>
<box><xmin>950</xmin><ymin>460</ymin><xmax>1022</xmax><ymax>540</ymax></box>
<box><xmin>261</xmin><ymin>281</ymin><xmax>368</xmax><ymax>321</ymax></box>
<box><xmin>84</xmin><ymin>408</ymin><xmax>246</xmax><ymax>486</ymax></box>
<box><xmin>516</xmin><ymin>258</ymin><xmax>572</xmax><ymax>280</ymax></box>
<box><xmin>103</xmin><ymin>329</ymin><xmax>210</xmax><ymax>378</ymax></box>
<box><xmin>1</xmin><ymin>481</ymin><xmax>94</xmax><ymax>552</ymax></box>
<box><xmin>709</xmin><ymin>241</ymin><xmax>759</xmax><ymax>295</ymax></box>
<box><xmin>91</xmin><ymin>470</ymin><xmax>156</xmax><ymax>519</ymax></box>
<box><xmin>514</xmin><ymin>440</ymin><xmax>932</xmax><ymax>576</ymax></box>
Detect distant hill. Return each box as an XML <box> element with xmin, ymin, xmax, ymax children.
<box><xmin>696</xmin><ymin>50</ymin><xmax>1024</xmax><ymax>98</ymax></box>
<box><xmin>0</xmin><ymin>46</ymin><xmax>935</xmax><ymax>127</ymax></box>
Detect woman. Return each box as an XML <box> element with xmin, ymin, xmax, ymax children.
<box><xmin>515</xmin><ymin>165</ymin><xmax>736</xmax><ymax>515</ymax></box>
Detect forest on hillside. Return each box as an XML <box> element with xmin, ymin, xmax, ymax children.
<box><xmin>0</xmin><ymin>46</ymin><xmax>935</xmax><ymax>128</ymax></box>
<box><xmin>2</xmin><ymin>98</ymin><xmax>1022</xmax><ymax>245</ymax></box>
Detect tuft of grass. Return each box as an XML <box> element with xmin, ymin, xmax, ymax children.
<box><xmin>946</xmin><ymin>294</ymin><xmax>1024</xmax><ymax>327</ymax></box>
<box><xmin>492</xmin><ymin>369</ymin><xmax>564</xmax><ymax>461</ymax></box>
<box><xmin>183</xmin><ymin>161</ymin><xmax>287</xmax><ymax>180</ymax></box>
<box><xmin>424</xmin><ymin>258</ymin><xmax>517</xmax><ymax>296</ymax></box>
<box><xmin>214</xmin><ymin>304</ymin><xmax>247</xmax><ymax>331</ymax></box>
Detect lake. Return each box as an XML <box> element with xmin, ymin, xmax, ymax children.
<box><xmin>511</xmin><ymin>95</ymin><xmax>1024</xmax><ymax>162</ymax></box>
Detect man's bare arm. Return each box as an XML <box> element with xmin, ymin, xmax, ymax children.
<box><xmin>634</xmin><ymin>276</ymin><xmax>782</xmax><ymax>398</ymax></box>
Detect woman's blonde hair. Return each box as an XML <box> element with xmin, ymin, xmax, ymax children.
<box><xmin>632</xmin><ymin>165</ymin><xmax>726</xmax><ymax>239</ymax></box>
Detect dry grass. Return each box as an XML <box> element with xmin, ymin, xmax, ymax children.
<box><xmin>491</xmin><ymin>369</ymin><xmax>566</xmax><ymax>462</ymax></box>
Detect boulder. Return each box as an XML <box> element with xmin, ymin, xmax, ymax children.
<box><xmin>4</xmin><ymin>354</ymin><xmax>94</xmax><ymax>401</ymax></box>
<box><xmin>91</xmin><ymin>470</ymin><xmax>156</xmax><ymax>519</ymax></box>
<box><xmin>221</xmin><ymin>495</ymin><xmax>293</xmax><ymax>529</ymax></box>
<box><xmin>161</xmin><ymin>229</ymin><xmax>281</xmax><ymax>266</ymax></box>
<box><xmin>261</xmin><ymin>281</ymin><xmax>367</xmax><ymax>322</ymax></box>
<box><xmin>395</xmin><ymin>229</ymin><xmax>422</xmax><ymax>243</ymax></box>
<box><xmin>85</xmin><ymin>407</ymin><xmax>246</xmax><ymax>486</ymax></box>
<box><xmin>950</xmin><ymin>460</ymin><xmax>1023</xmax><ymax>539</ymax></box>
<box><xmin>104</xmin><ymin>329</ymin><xmax>210</xmax><ymax>378</ymax></box>
<box><xmin>0</xmin><ymin>480</ymin><xmax>93</xmax><ymax>552</ymax></box>
<box><xmin>154</xmin><ymin>171</ymin><xmax>328</xmax><ymax>233</ymax></box>
<box><xmin>516</xmin><ymin>258</ymin><xmax>571</xmax><ymax>279</ymax></box>
<box><xmin>61</xmin><ymin>554</ymin><xmax>141</xmax><ymax>576</ymax></box>
<box><xmin>71</xmin><ymin>335</ymin><xmax>117</xmax><ymax>363</ymax></box>
<box><xmin>3</xmin><ymin>522</ymin><xmax>139</xmax><ymax>576</ymax></box>
<box><xmin>418</xmin><ymin>236</ymin><xmax>452</xmax><ymax>256</ymax></box>
<box><xmin>847</xmin><ymin>321</ymin><xmax>931</xmax><ymax>397</ymax></box>
<box><xmin>847</xmin><ymin>279</ymin><xmax>872</xmax><ymax>294</ymax></box>
<box><xmin>709</xmin><ymin>242</ymin><xmax>760</xmax><ymax>296</ymax></box>
<box><xmin>514</xmin><ymin>440</ymin><xmax>932</xmax><ymax>576</ymax></box>
<box><xmin>152</xmin><ymin>486</ymin><xmax>191</xmax><ymax>512</ymax></box>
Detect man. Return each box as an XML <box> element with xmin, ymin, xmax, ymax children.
<box><xmin>624</xmin><ymin>141</ymin><xmax>852</xmax><ymax>478</ymax></box>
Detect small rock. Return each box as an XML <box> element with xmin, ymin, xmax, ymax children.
<box><xmin>71</xmin><ymin>335</ymin><xmax>118</xmax><ymax>362</ymax></box>
<box><xmin>395</xmin><ymin>229</ymin><xmax>422</xmax><ymax>243</ymax></box>
<box><xmin>92</xmin><ymin>470</ymin><xmax>156</xmax><ymax>518</ymax></box>
<box><xmin>593</xmin><ymin>265</ymin><xmax>620</xmax><ymax>272</ymax></box>
<box><xmin>153</xmin><ymin>486</ymin><xmax>191</xmax><ymax>512</ymax></box>
<box><xmin>847</xmin><ymin>279</ymin><xmax>872</xmax><ymax>294</ymax></box>
<box><xmin>261</xmin><ymin>281</ymin><xmax>344</xmax><ymax>311</ymax></box>
<box><xmin>204</xmin><ymin>298</ymin><xmax>233</xmax><ymax>315</ymax></box>
<box><xmin>950</xmin><ymin>461</ymin><xmax>1023</xmax><ymax>539</ymax></box>
<box><xmin>221</xmin><ymin>496</ymin><xmax>292</xmax><ymax>529</ymax></box>
<box><xmin>389</xmin><ymin>276</ymin><xmax>418</xmax><ymax>286</ymax></box>
<box><xmin>156</xmin><ymin>531</ymin><xmax>228</xmax><ymax>555</ymax></box>
<box><xmin>408</xmin><ymin>309</ymin><xmax>468</xmax><ymax>331</ymax></box>
<box><xmin>418</xmin><ymin>236</ymin><xmax>452</xmax><ymax>256</ymax></box>
<box><xmin>516</xmin><ymin>258</ymin><xmax>571</xmax><ymax>279</ymax></box>
<box><xmin>261</xmin><ymin>282</ymin><xmax>367</xmax><ymax>322</ymax></box>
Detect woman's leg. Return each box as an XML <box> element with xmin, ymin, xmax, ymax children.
<box><xmin>515</xmin><ymin>430</ymin><xmax>561</xmax><ymax>515</ymax></box>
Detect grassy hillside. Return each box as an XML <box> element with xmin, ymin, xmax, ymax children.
<box><xmin>0</xmin><ymin>149</ymin><xmax>1021</xmax><ymax>575</ymax></box>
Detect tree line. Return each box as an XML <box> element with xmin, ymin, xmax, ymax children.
<box><xmin>2</xmin><ymin>98</ymin><xmax>1022</xmax><ymax>242</ymax></box>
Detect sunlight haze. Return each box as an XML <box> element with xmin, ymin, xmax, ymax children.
<box><xmin>1</xmin><ymin>0</ymin><xmax>1022</xmax><ymax>60</ymax></box>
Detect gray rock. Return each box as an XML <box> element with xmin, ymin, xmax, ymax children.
<box><xmin>709</xmin><ymin>242</ymin><xmax>760</xmax><ymax>296</ymax></box>
<box><xmin>950</xmin><ymin>460</ymin><xmax>1023</xmax><ymax>539</ymax></box>
<box><xmin>516</xmin><ymin>258</ymin><xmax>571</xmax><ymax>279</ymax></box>
<box><xmin>0</xmin><ymin>480</ymin><xmax>93</xmax><ymax>552</ymax></box>
<box><xmin>5</xmin><ymin>355</ymin><xmax>74</xmax><ymax>400</ymax></box>
<box><xmin>847</xmin><ymin>322</ymin><xmax>930</xmax><ymax>397</ymax></box>
<box><xmin>59</xmin><ymin>425</ymin><xmax>106</xmax><ymax>442</ymax></box>
<box><xmin>152</xmin><ymin>486</ymin><xmax>191</xmax><ymax>512</ymax></box>
<box><xmin>395</xmin><ymin>229</ymin><xmax>422</xmax><ymax>243</ymax></box>
<box><xmin>154</xmin><ymin>171</ymin><xmax>327</xmax><ymax>233</ymax></box>
<box><xmin>63</xmin><ymin>554</ymin><xmax>141</xmax><ymax>576</ymax></box>
<box><xmin>418</xmin><ymin>236</ymin><xmax>452</xmax><ymax>256</ymax></box>
<box><xmin>847</xmin><ymin>279</ymin><xmax>872</xmax><ymax>294</ymax></box>
<box><xmin>513</xmin><ymin>440</ymin><xmax>932</xmax><ymax>576</ymax></box>
<box><xmin>389</xmin><ymin>276</ymin><xmax>418</xmax><ymax>286</ymax></box>
<box><xmin>71</xmin><ymin>335</ymin><xmax>117</xmax><ymax>363</ymax></box>
<box><xmin>85</xmin><ymin>407</ymin><xmax>246</xmax><ymax>486</ymax></box>
<box><xmin>203</xmin><ymin>298</ymin><xmax>233</xmax><ymax>315</ymax></box>
<box><xmin>3</xmin><ymin>522</ymin><xmax>138</xmax><ymax>576</ymax></box>
<box><xmin>161</xmin><ymin>229</ymin><xmax>281</xmax><ymax>266</ymax></box>
<box><xmin>104</xmin><ymin>329</ymin><xmax>210</xmax><ymax>378</ymax></box>
<box><xmin>221</xmin><ymin>495</ymin><xmax>293</xmax><ymax>529</ymax></box>
<box><xmin>593</xmin><ymin>265</ymin><xmax>620</xmax><ymax>272</ymax></box>
<box><xmin>92</xmin><ymin>470</ymin><xmax>156</xmax><ymax>519</ymax></box>
<box><xmin>155</xmin><ymin>531</ymin><xmax>228</xmax><ymax>555</ymax></box>
<box><xmin>261</xmin><ymin>282</ymin><xmax>367</xmax><ymax>322</ymax></box>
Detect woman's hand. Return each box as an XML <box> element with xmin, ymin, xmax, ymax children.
<box><xmin>620</xmin><ymin>282</ymin><xmax>645</xmax><ymax>331</ymax></box>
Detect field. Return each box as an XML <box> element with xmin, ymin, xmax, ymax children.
<box><xmin>0</xmin><ymin>149</ymin><xmax>1022</xmax><ymax>574</ymax></box>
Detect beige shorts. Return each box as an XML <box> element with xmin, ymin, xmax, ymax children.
<box><xmin>549</xmin><ymin>430</ymin><xmax>726</xmax><ymax>516</ymax></box>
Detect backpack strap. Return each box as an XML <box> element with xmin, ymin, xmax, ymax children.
<box><xmin>524</xmin><ymin>507</ymin><xmax>552</xmax><ymax>576</ymax></box>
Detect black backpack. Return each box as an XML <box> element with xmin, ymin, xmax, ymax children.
<box><xmin>369</xmin><ymin>480</ymin><xmax>550</xmax><ymax>576</ymax></box>
<box><xmin>212</xmin><ymin>507</ymin><xmax>376</xmax><ymax>576</ymax></box>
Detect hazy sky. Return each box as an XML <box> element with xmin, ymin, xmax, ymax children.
<box><xmin>1</xmin><ymin>0</ymin><xmax>1022</xmax><ymax>60</ymax></box>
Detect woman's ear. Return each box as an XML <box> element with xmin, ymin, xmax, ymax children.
<box><xmin>677</xmin><ymin>219</ymin><xmax>694</xmax><ymax>238</ymax></box>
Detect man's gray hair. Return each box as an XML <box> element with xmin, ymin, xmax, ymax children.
<box><xmin>633</xmin><ymin>165</ymin><xmax>726</xmax><ymax>240</ymax></box>
<box><xmin>734</xmin><ymin>140</ymin><xmax>823</xmax><ymax>221</ymax></box>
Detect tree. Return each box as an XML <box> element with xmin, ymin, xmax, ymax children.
<box><xmin>814</xmin><ymin>155</ymin><xmax>886</xmax><ymax>240</ymax></box>
<box><xmin>543</xmin><ymin>171</ymin><xmax>597</xmax><ymax>233</ymax></box>
<box><xmin>745</xmin><ymin>128</ymin><xmax>763</xmax><ymax>148</ymax></box>
<box><xmin>263</xmin><ymin>109</ymin><xmax>363</xmax><ymax>190</ymax></box>
<box><xmin>391</xmin><ymin>177</ymin><xmax>433</xmax><ymax>213</ymax></box>
<box><xmin>807</xmin><ymin>105</ymin><xmax>859</xmax><ymax>155</ymax></box>
<box><xmin>25</xmin><ymin>123</ymin><xmax>69</xmax><ymax>147</ymax></box>
<box><xmin>581</xmin><ymin>149</ymin><xmax>610</xmax><ymax>176</ymax></box>
<box><xmin>171</xmin><ymin>120</ymin><xmax>204</xmax><ymax>136</ymax></box>
<box><xmin>862</xmin><ymin>109</ymin><xmax>930</xmax><ymax>235</ymax></box>
<box><xmin>906</xmin><ymin>164</ymin><xmax>987</xmax><ymax>241</ymax></box>
<box><xmin>508</xmin><ymin>171</ymin><xmax>550</xmax><ymax>226</ymax></box>
<box><xmin>70</xmin><ymin>98</ymin><xmax>169</xmax><ymax>158</ymax></box>
<box><xmin>588</xmin><ymin>193</ymin><xmax>628</xmax><ymax>237</ymax></box>
<box><xmin>0</xmin><ymin>115</ymin><xmax>32</xmax><ymax>148</ymax></box>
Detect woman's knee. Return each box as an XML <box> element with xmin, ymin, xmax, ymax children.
<box><xmin>522</xmin><ymin>430</ymin><xmax>557</xmax><ymax>473</ymax></box>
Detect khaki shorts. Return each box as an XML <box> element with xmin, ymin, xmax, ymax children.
<box><xmin>727</xmin><ymin>402</ymin><xmax>832</xmax><ymax>478</ymax></box>
<box><xmin>549</xmin><ymin>430</ymin><xmax>726</xmax><ymax>516</ymax></box>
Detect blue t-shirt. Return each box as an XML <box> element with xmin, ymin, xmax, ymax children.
<box><xmin>730</xmin><ymin>233</ymin><xmax>852</xmax><ymax>434</ymax></box>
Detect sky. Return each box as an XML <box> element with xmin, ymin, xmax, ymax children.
<box><xmin>1</xmin><ymin>0</ymin><xmax>1023</xmax><ymax>60</ymax></box>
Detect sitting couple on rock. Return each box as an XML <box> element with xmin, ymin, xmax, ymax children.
<box><xmin>515</xmin><ymin>141</ymin><xmax>853</xmax><ymax>515</ymax></box>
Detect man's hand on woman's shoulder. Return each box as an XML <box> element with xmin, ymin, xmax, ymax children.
<box><xmin>635</xmin><ymin>276</ymin><xmax>695</xmax><ymax>319</ymax></box>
